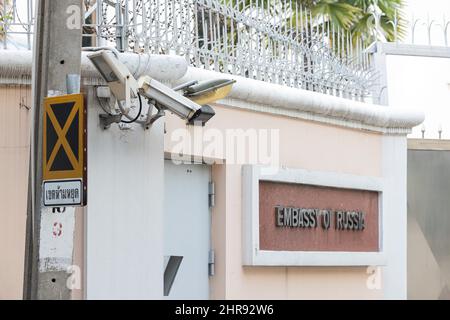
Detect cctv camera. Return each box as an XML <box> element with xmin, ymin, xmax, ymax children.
<box><xmin>138</xmin><ymin>76</ymin><xmax>215</xmax><ymax>126</ymax></box>
<box><xmin>88</xmin><ymin>49</ymin><xmax>215</xmax><ymax>126</ymax></box>
<box><xmin>88</xmin><ymin>50</ymin><xmax>139</xmax><ymax>113</ymax></box>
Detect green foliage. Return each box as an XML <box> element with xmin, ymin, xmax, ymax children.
<box><xmin>301</xmin><ymin>0</ymin><xmax>405</xmax><ymax>42</ymax></box>
<box><xmin>224</xmin><ymin>0</ymin><xmax>405</xmax><ymax>43</ymax></box>
<box><xmin>0</xmin><ymin>1</ymin><xmax>13</xmax><ymax>39</ymax></box>
<box><xmin>310</xmin><ymin>0</ymin><xmax>362</xmax><ymax>30</ymax></box>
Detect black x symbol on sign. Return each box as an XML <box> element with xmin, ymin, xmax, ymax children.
<box><xmin>43</xmin><ymin>94</ymin><xmax>84</xmax><ymax>180</ymax></box>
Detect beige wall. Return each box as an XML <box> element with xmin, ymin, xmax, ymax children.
<box><xmin>0</xmin><ymin>83</ymin><xmax>388</xmax><ymax>299</ymax></box>
<box><xmin>0</xmin><ymin>85</ymin><xmax>31</xmax><ymax>299</ymax></box>
<box><xmin>165</xmin><ymin>105</ymin><xmax>384</xmax><ymax>299</ymax></box>
<box><xmin>224</xmin><ymin>164</ymin><xmax>382</xmax><ymax>300</ymax></box>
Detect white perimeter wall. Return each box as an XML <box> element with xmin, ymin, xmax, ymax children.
<box><xmin>85</xmin><ymin>87</ymin><xmax>164</xmax><ymax>299</ymax></box>
<box><xmin>385</xmin><ymin>54</ymin><xmax>450</xmax><ymax>139</ymax></box>
<box><xmin>382</xmin><ymin>135</ymin><xmax>408</xmax><ymax>299</ymax></box>
<box><xmin>384</xmin><ymin>0</ymin><xmax>450</xmax><ymax>140</ymax></box>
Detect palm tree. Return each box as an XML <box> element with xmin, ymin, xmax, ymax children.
<box><xmin>219</xmin><ymin>0</ymin><xmax>405</xmax><ymax>45</ymax></box>
<box><xmin>303</xmin><ymin>0</ymin><xmax>406</xmax><ymax>44</ymax></box>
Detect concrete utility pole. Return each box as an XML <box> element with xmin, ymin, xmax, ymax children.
<box><xmin>24</xmin><ymin>0</ymin><xmax>83</xmax><ymax>300</ymax></box>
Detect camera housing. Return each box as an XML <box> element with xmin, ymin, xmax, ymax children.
<box><xmin>88</xmin><ymin>51</ymin><xmax>139</xmax><ymax>113</ymax></box>
<box><xmin>138</xmin><ymin>76</ymin><xmax>215</xmax><ymax>126</ymax></box>
<box><xmin>88</xmin><ymin>50</ymin><xmax>215</xmax><ymax>126</ymax></box>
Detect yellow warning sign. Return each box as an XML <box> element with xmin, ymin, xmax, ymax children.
<box><xmin>43</xmin><ymin>93</ymin><xmax>86</xmax><ymax>181</ymax></box>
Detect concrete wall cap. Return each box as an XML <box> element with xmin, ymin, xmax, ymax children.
<box><xmin>0</xmin><ymin>49</ymin><xmax>188</xmax><ymax>82</ymax></box>
<box><xmin>0</xmin><ymin>50</ymin><xmax>424</xmax><ymax>133</ymax></box>
<box><xmin>174</xmin><ymin>67</ymin><xmax>425</xmax><ymax>133</ymax></box>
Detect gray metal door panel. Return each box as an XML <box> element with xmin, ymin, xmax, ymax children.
<box><xmin>164</xmin><ymin>161</ymin><xmax>210</xmax><ymax>300</ymax></box>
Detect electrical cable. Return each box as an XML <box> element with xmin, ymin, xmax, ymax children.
<box><xmin>120</xmin><ymin>92</ymin><xmax>143</xmax><ymax>124</ymax></box>
<box><xmin>95</xmin><ymin>86</ymin><xmax>143</xmax><ymax>124</ymax></box>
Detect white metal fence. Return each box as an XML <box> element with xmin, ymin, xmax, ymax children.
<box><xmin>85</xmin><ymin>0</ymin><xmax>376</xmax><ymax>101</ymax></box>
<box><xmin>9</xmin><ymin>0</ymin><xmax>443</xmax><ymax>101</ymax></box>
<box><xmin>0</xmin><ymin>0</ymin><xmax>34</xmax><ymax>50</ymax></box>
<box><xmin>408</xmin><ymin>15</ymin><xmax>450</xmax><ymax>46</ymax></box>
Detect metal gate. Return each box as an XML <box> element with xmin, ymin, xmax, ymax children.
<box><xmin>164</xmin><ymin>160</ymin><xmax>211</xmax><ymax>300</ymax></box>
